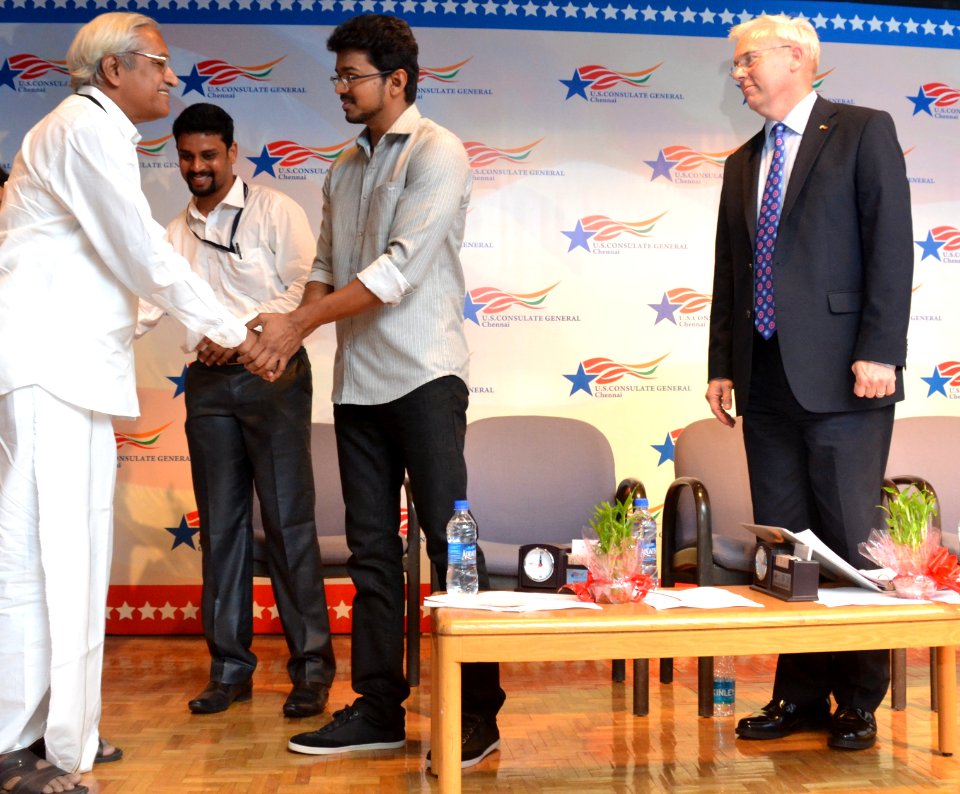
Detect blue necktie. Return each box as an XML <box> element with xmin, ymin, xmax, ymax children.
<box><xmin>754</xmin><ymin>122</ymin><xmax>787</xmax><ymax>340</ymax></box>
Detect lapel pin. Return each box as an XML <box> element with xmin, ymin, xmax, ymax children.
<box><xmin>819</xmin><ymin>124</ymin><xmax>829</xmax><ymax>131</ymax></box>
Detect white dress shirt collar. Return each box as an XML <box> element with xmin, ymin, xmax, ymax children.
<box><xmin>75</xmin><ymin>85</ymin><xmax>141</xmax><ymax>145</ymax></box>
<box><xmin>187</xmin><ymin>175</ymin><xmax>244</xmax><ymax>223</ymax></box>
<box><xmin>765</xmin><ymin>90</ymin><xmax>818</xmax><ymax>139</ymax></box>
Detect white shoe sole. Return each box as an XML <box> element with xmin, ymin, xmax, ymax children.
<box><xmin>288</xmin><ymin>738</ymin><xmax>406</xmax><ymax>755</ymax></box>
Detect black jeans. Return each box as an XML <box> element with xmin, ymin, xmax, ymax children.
<box><xmin>186</xmin><ymin>349</ymin><xmax>335</xmax><ymax>687</ymax></box>
<box><xmin>334</xmin><ymin>375</ymin><xmax>505</xmax><ymax>725</ymax></box>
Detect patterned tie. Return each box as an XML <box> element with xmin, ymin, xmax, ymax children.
<box><xmin>754</xmin><ymin>122</ymin><xmax>787</xmax><ymax>340</ymax></box>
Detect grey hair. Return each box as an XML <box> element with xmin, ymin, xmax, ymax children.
<box><xmin>729</xmin><ymin>13</ymin><xmax>821</xmax><ymax>73</ymax></box>
<box><xmin>67</xmin><ymin>12</ymin><xmax>158</xmax><ymax>90</ymax></box>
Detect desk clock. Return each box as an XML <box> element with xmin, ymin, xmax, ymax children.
<box><xmin>751</xmin><ymin>541</ymin><xmax>820</xmax><ymax>602</ymax></box>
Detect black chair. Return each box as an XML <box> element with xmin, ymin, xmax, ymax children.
<box><xmin>251</xmin><ymin>422</ymin><xmax>421</xmax><ymax>686</ymax></box>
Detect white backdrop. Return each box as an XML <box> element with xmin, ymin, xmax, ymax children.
<box><xmin>1</xmin><ymin>0</ymin><xmax>958</xmax><ymax>632</ymax></box>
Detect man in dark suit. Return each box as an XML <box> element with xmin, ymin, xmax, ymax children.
<box><xmin>707</xmin><ymin>14</ymin><xmax>913</xmax><ymax>751</ymax></box>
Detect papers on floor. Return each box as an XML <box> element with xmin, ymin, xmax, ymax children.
<box><xmin>423</xmin><ymin>591</ymin><xmax>602</xmax><ymax>612</ymax></box>
<box><xmin>643</xmin><ymin>587</ymin><xmax>764</xmax><ymax>611</ymax></box>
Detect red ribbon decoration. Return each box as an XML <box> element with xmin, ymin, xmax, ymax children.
<box><xmin>560</xmin><ymin>570</ymin><xmax>654</xmax><ymax>603</ymax></box>
<box><xmin>925</xmin><ymin>546</ymin><xmax>960</xmax><ymax>593</ymax></box>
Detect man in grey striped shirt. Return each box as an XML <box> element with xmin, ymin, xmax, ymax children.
<box><xmin>242</xmin><ymin>14</ymin><xmax>505</xmax><ymax>769</ymax></box>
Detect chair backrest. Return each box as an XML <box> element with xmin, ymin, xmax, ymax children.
<box><xmin>673</xmin><ymin>418</ymin><xmax>755</xmax><ymax>572</ymax></box>
<box><xmin>464</xmin><ymin>415</ymin><xmax>617</xmax><ymax>579</ymax></box>
<box><xmin>253</xmin><ymin>422</ymin><xmax>350</xmax><ymax>568</ymax></box>
<box><xmin>886</xmin><ymin>415</ymin><xmax>960</xmax><ymax>553</ymax></box>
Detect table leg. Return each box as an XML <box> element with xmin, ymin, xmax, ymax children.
<box><xmin>434</xmin><ymin>635</ymin><xmax>462</xmax><ymax>794</ymax></box>
<box><xmin>935</xmin><ymin>645</ymin><xmax>956</xmax><ymax>756</ymax></box>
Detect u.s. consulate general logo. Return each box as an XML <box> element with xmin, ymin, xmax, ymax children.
<box><xmin>559</xmin><ymin>63</ymin><xmax>682</xmax><ymax>104</ymax></box>
<box><xmin>563</xmin><ymin>354</ymin><xmax>691</xmax><ymax>398</ymax></box>
<box><xmin>463</xmin><ymin>283</ymin><xmax>580</xmax><ymax>328</ymax></box>
<box><xmin>562</xmin><ymin>212</ymin><xmax>687</xmax><ymax>254</ymax></box>
<box><xmin>0</xmin><ymin>54</ymin><xmax>69</xmax><ymax>93</ymax></box>
<box><xmin>248</xmin><ymin>139</ymin><xmax>352</xmax><ymax>180</ymax></box>
<box><xmin>177</xmin><ymin>57</ymin><xmax>306</xmax><ymax>99</ymax></box>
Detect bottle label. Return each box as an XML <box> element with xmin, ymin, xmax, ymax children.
<box><xmin>713</xmin><ymin>680</ymin><xmax>735</xmax><ymax>704</ymax></box>
<box><xmin>448</xmin><ymin>542</ymin><xmax>476</xmax><ymax>565</ymax></box>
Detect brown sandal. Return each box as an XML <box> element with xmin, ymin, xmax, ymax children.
<box><xmin>0</xmin><ymin>749</ymin><xmax>88</xmax><ymax>794</ymax></box>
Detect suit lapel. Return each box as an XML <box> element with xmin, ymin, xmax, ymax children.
<box><xmin>781</xmin><ymin>95</ymin><xmax>838</xmax><ymax>222</ymax></box>
<box><xmin>742</xmin><ymin>130</ymin><xmax>764</xmax><ymax>242</ymax></box>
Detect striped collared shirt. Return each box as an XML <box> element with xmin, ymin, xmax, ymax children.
<box><xmin>309</xmin><ymin>104</ymin><xmax>471</xmax><ymax>405</ymax></box>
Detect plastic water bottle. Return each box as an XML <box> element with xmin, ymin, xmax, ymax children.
<box><xmin>446</xmin><ymin>500</ymin><xmax>478</xmax><ymax>595</ymax></box>
<box><xmin>633</xmin><ymin>497</ymin><xmax>658</xmax><ymax>587</ymax></box>
<box><xmin>713</xmin><ymin>656</ymin><xmax>736</xmax><ymax>717</ymax></box>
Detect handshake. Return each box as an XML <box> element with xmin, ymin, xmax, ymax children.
<box><xmin>197</xmin><ymin>311</ymin><xmax>303</xmax><ymax>382</ymax></box>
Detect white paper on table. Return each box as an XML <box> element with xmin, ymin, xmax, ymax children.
<box><xmin>422</xmin><ymin>591</ymin><xmax>602</xmax><ymax>612</ymax></box>
<box><xmin>816</xmin><ymin>587</ymin><xmax>932</xmax><ymax>607</ymax></box>
<box><xmin>931</xmin><ymin>590</ymin><xmax>960</xmax><ymax>604</ymax></box>
<box><xmin>643</xmin><ymin>587</ymin><xmax>765</xmax><ymax>611</ymax></box>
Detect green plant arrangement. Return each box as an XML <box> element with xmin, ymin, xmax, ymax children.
<box><xmin>861</xmin><ymin>484</ymin><xmax>942</xmax><ymax>599</ymax></box>
<box><xmin>587</xmin><ymin>497</ymin><xmax>635</xmax><ymax>554</ymax></box>
<box><xmin>880</xmin><ymin>484</ymin><xmax>938</xmax><ymax>549</ymax></box>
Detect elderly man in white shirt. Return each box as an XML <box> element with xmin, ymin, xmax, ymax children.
<box><xmin>0</xmin><ymin>13</ymin><xmax>255</xmax><ymax>793</ymax></box>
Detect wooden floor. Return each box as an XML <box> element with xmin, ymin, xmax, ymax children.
<box><xmin>79</xmin><ymin>635</ymin><xmax>958</xmax><ymax>792</ymax></box>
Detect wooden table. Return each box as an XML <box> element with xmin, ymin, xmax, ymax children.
<box><xmin>430</xmin><ymin>586</ymin><xmax>960</xmax><ymax>793</ymax></box>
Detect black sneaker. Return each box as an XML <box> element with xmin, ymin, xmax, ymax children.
<box><xmin>287</xmin><ymin>704</ymin><xmax>405</xmax><ymax>756</ymax></box>
<box><xmin>427</xmin><ymin>713</ymin><xmax>500</xmax><ymax>772</ymax></box>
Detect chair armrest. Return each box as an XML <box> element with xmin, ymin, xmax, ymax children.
<box><xmin>660</xmin><ymin>475</ymin><xmax>714</xmax><ymax>587</ymax></box>
<box><xmin>616</xmin><ymin>478</ymin><xmax>645</xmax><ymax>504</ymax></box>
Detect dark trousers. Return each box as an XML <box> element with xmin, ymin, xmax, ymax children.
<box><xmin>185</xmin><ymin>349</ymin><xmax>335</xmax><ymax>687</ymax></box>
<box><xmin>334</xmin><ymin>375</ymin><xmax>505</xmax><ymax>726</ymax></box>
<box><xmin>743</xmin><ymin>334</ymin><xmax>893</xmax><ymax>711</ymax></box>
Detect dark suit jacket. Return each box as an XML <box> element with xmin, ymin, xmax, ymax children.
<box><xmin>708</xmin><ymin>96</ymin><xmax>914</xmax><ymax>414</ymax></box>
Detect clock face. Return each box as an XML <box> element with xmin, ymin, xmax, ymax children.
<box><xmin>522</xmin><ymin>546</ymin><xmax>556</xmax><ymax>583</ymax></box>
<box><xmin>754</xmin><ymin>545</ymin><xmax>769</xmax><ymax>581</ymax></box>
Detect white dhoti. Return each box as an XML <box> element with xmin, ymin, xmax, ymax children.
<box><xmin>0</xmin><ymin>385</ymin><xmax>116</xmax><ymax>773</ymax></box>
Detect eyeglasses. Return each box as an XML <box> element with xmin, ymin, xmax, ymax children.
<box><xmin>729</xmin><ymin>45</ymin><xmax>792</xmax><ymax>76</ymax></box>
<box><xmin>329</xmin><ymin>70</ymin><xmax>394</xmax><ymax>89</ymax></box>
<box><xmin>120</xmin><ymin>51</ymin><xmax>172</xmax><ymax>70</ymax></box>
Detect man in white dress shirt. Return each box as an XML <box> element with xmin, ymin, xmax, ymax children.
<box><xmin>139</xmin><ymin>103</ymin><xmax>335</xmax><ymax>719</ymax></box>
<box><xmin>0</xmin><ymin>13</ymin><xmax>255</xmax><ymax>792</ymax></box>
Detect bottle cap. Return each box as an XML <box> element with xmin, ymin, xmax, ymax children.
<box><xmin>634</xmin><ymin>497</ymin><xmax>649</xmax><ymax>508</ymax></box>
<box><xmin>454</xmin><ymin>499</ymin><xmax>470</xmax><ymax>511</ymax></box>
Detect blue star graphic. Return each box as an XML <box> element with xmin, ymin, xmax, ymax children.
<box><xmin>0</xmin><ymin>58</ymin><xmax>22</xmax><ymax>91</ymax></box>
<box><xmin>166</xmin><ymin>365</ymin><xmax>189</xmax><ymax>398</ymax></box>
<box><xmin>922</xmin><ymin>366</ymin><xmax>951</xmax><ymax>397</ymax></box>
<box><xmin>561</xmin><ymin>220</ymin><xmax>595</xmax><ymax>253</ymax></box>
<box><xmin>644</xmin><ymin>150</ymin><xmax>677</xmax><ymax>182</ymax></box>
<box><xmin>166</xmin><ymin>516</ymin><xmax>199</xmax><ymax>550</ymax></box>
<box><xmin>648</xmin><ymin>293</ymin><xmax>681</xmax><ymax>325</ymax></box>
<box><xmin>564</xmin><ymin>363</ymin><xmax>597</xmax><ymax>396</ymax></box>
<box><xmin>906</xmin><ymin>86</ymin><xmax>935</xmax><ymax>116</ymax></box>
<box><xmin>247</xmin><ymin>145</ymin><xmax>283</xmax><ymax>178</ymax></box>
<box><xmin>651</xmin><ymin>433</ymin><xmax>676</xmax><ymax>465</ymax></box>
<box><xmin>179</xmin><ymin>64</ymin><xmax>211</xmax><ymax>97</ymax></box>
<box><xmin>559</xmin><ymin>69</ymin><xmax>591</xmax><ymax>100</ymax></box>
<box><xmin>463</xmin><ymin>294</ymin><xmax>485</xmax><ymax>325</ymax></box>
<box><xmin>915</xmin><ymin>231</ymin><xmax>944</xmax><ymax>261</ymax></box>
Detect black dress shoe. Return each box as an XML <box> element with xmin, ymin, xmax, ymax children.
<box><xmin>828</xmin><ymin>706</ymin><xmax>877</xmax><ymax>750</ymax></box>
<box><xmin>283</xmin><ymin>682</ymin><xmax>330</xmax><ymax>718</ymax></box>
<box><xmin>188</xmin><ymin>680</ymin><xmax>253</xmax><ymax>714</ymax></box>
<box><xmin>735</xmin><ymin>698</ymin><xmax>831</xmax><ymax>740</ymax></box>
